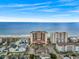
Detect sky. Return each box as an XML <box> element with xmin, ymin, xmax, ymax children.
<box><xmin>0</xmin><ymin>0</ymin><xmax>79</xmax><ymax>22</ymax></box>
<box><xmin>0</xmin><ymin>0</ymin><xmax>79</xmax><ymax>36</ymax></box>
<box><xmin>0</xmin><ymin>22</ymin><xmax>79</xmax><ymax>36</ymax></box>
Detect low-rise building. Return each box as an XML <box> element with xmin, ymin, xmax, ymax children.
<box><xmin>9</xmin><ymin>39</ymin><xmax>29</xmax><ymax>52</ymax></box>
<box><xmin>64</xmin><ymin>57</ymin><xmax>70</xmax><ymax>59</ymax></box>
<box><xmin>56</xmin><ymin>43</ymin><xmax>79</xmax><ymax>53</ymax></box>
<box><xmin>68</xmin><ymin>36</ymin><xmax>79</xmax><ymax>43</ymax></box>
<box><xmin>40</xmin><ymin>54</ymin><xmax>50</xmax><ymax>59</ymax></box>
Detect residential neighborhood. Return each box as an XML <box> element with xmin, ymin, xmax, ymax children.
<box><xmin>0</xmin><ymin>31</ymin><xmax>79</xmax><ymax>59</ymax></box>
<box><xmin>0</xmin><ymin>0</ymin><xmax>79</xmax><ymax>59</ymax></box>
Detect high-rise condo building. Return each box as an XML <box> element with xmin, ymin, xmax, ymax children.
<box><xmin>30</xmin><ymin>31</ymin><xmax>48</xmax><ymax>44</ymax></box>
<box><xmin>50</xmin><ymin>32</ymin><xmax>68</xmax><ymax>44</ymax></box>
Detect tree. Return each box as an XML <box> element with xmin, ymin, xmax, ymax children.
<box><xmin>29</xmin><ymin>54</ymin><xmax>35</xmax><ymax>59</ymax></box>
<box><xmin>0</xmin><ymin>56</ymin><xmax>3</xmax><ymax>59</ymax></box>
<box><xmin>64</xmin><ymin>55</ymin><xmax>69</xmax><ymax>57</ymax></box>
<box><xmin>35</xmin><ymin>55</ymin><xmax>40</xmax><ymax>59</ymax></box>
<box><xmin>71</xmin><ymin>53</ymin><xmax>77</xmax><ymax>57</ymax></box>
<box><xmin>50</xmin><ymin>53</ymin><xmax>57</xmax><ymax>59</ymax></box>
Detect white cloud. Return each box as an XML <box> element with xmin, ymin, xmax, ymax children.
<box><xmin>53</xmin><ymin>13</ymin><xmax>72</xmax><ymax>17</ymax></box>
<box><xmin>0</xmin><ymin>16</ymin><xmax>79</xmax><ymax>22</ymax></box>
<box><xmin>59</xmin><ymin>2</ymin><xmax>78</xmax><ymax>6</ymax></box>
<box><xmin>33</xmin><ymin>1</ymin><xmax>52</xmax><ymax>5</ymax></box>
<box><xmin>59</xmin><ymin>0</ymin><xmax>74</xmax><ymax>2</ymax></box>
<box><xmin>0</xmin><ymin>4</ymin><xmax>30</xmax><ymax>8</ymax></box>
<box><xmin>0</xmin><ymin>1</ymin><xmax>52</xmax><ymax>11</ymax></box>
<box><xmin>68</xmin><ymin>7</ymin><xmax>79</xmax><ymax>12</ymax></box>
<box><xmin>39</xmin><ymin>8</ymin><xmax>60</xmax><ymax>12</ymax></box>
<box><xmin>18</xmin><ymin>6</ymin><xmax>49</xmax><ymax>10</ymax></box>
<box><xmin>0</xmin><ymin>1</ymin><xmax>52</xmax><ymax>8</ymax></box>
<box><xmin>70</xmin><ymin>10</ymin><xmax>79</xmax><ymax>12</ymax></box>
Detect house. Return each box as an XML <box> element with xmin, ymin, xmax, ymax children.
<box><xmin>9</xmin><ymin>39</ymin><xmax>29</xmax><ymax>52</ymax></box>
<box><xmin>68</xmin><ymin>37</ymin><xmax>78</xmax><ymax>43</ymax></box>
<box><xmin>64</xmin><ymin>57</ymin><xmax>70</xmax><ymax>59</ymax></box>
<box><xmin>40</xmin><ymin>54</ymin><xmax>50</xmax><ymax>59</ymax></box>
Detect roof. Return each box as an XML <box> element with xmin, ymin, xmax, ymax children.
<box><xmin>30</xmin><ymin>31</ymin><xmax>47</xmax><ymax>33</ymax></box>
<box><xmin>57</xmin><ymin>42</ymin><xmax>79</xmax><ymax>46</ymax></box>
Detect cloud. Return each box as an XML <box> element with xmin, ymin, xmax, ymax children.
<box><xmin>39</xmin><ymin>8</ymin><xmax>60</xmax><ymax>12</ymax></box>
<box><xmin>0</xmin><ymin>4</ymin><xmax>29</xmax><ymax>8</ymax></box>
<box><xmin>33</xmin><ymin>1</ymin><xmax>52</xmax><ymax>5</ymax></box>
<box><xmin>0</xmin><ymin>1</ymin><xmax>52</xmax><ymax>8</ymax></box>
<box><xmin>59</xmin><ymin>0</ymin><xmax>74</xmax><ymax>2</ymax></box>
<box><xmin>53</xmin><ymin>14</ymin><xmax>71</xmax><ymax>16</ymax></box>
<box><xmin>70</xmin><ymin>10</ymin><xmax>79</xmax><ymax>12</ymax></box>
<box><xmin>59</xmin><ymin>2</ymin><xmax>78</xmax><ymax>6</ymax></box>
<box><xmin>69</xmin><ymin>6</ymin><xmax>79</xmax><ymax>13</ymax></box>
<box><xmin>0</xmin><ymin>16</ymin><xmax>51</xmax><ymax>22</ymax></box>
<box><xmin>17</xmin><ymin>6</ymin><xmax>49</xmax><ymax>10</ymax></box>
<box><xmin>57</xmin><ymin>0</ymin><xmax>79</xmax><ymax>8</ymax></box>
<box><xmin>0</xmin><ymin>16</ymin><xmax>79</xmax><ymax>22</ymax></box>
<box><xmin>0</xmin><ymin>1</ymin><xmax>52</xmax><ymax>11</ymax></box>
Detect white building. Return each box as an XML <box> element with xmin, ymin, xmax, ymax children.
<box><xmin>9</xmin><ymin>39</ymin><xmax>29</xmax><ymax>52</ymax></box>
<box><xmin>75</xmin><ymin>44</ymin><xmax>79</xmax><ymax>52</ymax></box>
<box><xmin>50</xmin><ymin>32</ymin><xmax>68</xmax><ymax>44</ymax></box>
<box><xmin>64</xmin><ymin>57</ymin><xmax>70</xmax><ymax>59</ymax></box>
<box><xmin>68</xmin><ymin>36</ymin><xmax>79</xmax><ymax>43</ymax></box>
<box><xmin>40</xmin><ymin>54</ymin><xmax>50</xmax><ymax>59</ymax></box>
<box><xmin>56</xmin><ymin>43</ymin><xmax>79</xmax><ymax>53</ymax></box>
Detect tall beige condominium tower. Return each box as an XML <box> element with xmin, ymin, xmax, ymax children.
<box><xmin>50</xmin><ymin>32</ymin><xmax>68</xmax><ymax>44</ymax></box>
<box><xmin>30</xmin><ymin>31</ymin><xmax>48</xmax><ymax>44</ymax></box>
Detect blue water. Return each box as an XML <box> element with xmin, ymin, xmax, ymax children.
<box><xmin>0</xmin><ymin>22</ymin><xmax>79</xmax><ymax>36</ymax></box>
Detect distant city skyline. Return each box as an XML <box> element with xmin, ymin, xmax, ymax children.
<box><xmin>0</xmin><ymin>22</ymin><xmax>79</xmax><ymax>36</ymax></box>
